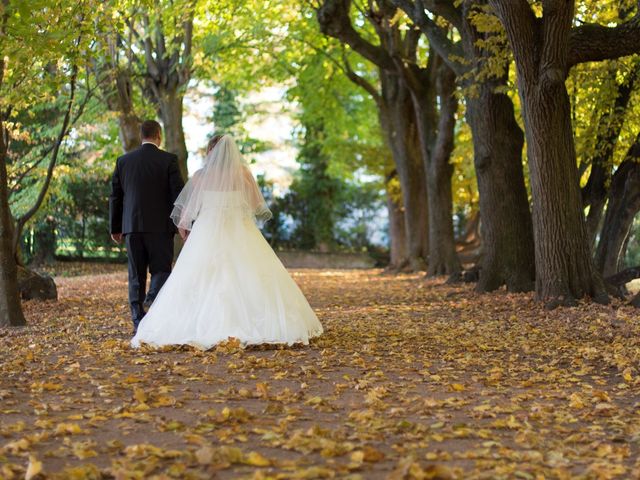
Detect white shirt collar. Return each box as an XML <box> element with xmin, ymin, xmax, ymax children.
<box><xmin>141</xmin><ymin>141</ymin><xmax>159</xmax><ymax>147</ymax></box>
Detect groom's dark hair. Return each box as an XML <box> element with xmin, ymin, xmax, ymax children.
<box><xmin>141</xmin><ymin>120</ymin><xmax>162</xmax><ymax>140</ymax></box>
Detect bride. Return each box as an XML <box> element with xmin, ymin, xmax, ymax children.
<box><xmin>131</xmin><ymin>135</ymin><xmax>323</xmax><ymax>349</ymax></box>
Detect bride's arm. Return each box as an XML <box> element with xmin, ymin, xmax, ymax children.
<box><xmin>242</xmin><ymin>166</ymin><xmax>263</xmax><ymax>210</ymax></box>
<box><xmin>178</xmin><ymin>228</ymin><xmax>190</xmax><ymax>241</ymax></box>
<box><xmin>174</xmin><ymin>169</ymin><xmax>204</xmax><ymax>238</ymax></box>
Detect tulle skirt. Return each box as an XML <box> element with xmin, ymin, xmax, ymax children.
<box><xmin>131</xmin><ymin>194</ymin><xmax>323</xmax><ymax>349</ymax></box>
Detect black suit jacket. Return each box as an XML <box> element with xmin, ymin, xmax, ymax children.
<box><xmin>109</xmin><ymin>144</ymin><xmax>185</xmax><ymax>234</ymax></box>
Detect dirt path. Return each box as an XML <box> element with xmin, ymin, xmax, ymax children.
<box><xmin>1</xmin><ymin>268</ymin><xmax>640</xmax><ymax>479</ymax></box>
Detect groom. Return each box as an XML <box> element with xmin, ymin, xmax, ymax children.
<box><xmin>109</xmin><ymin>120</ymin><xmax>185</xmax><ymax>332</ymax></box>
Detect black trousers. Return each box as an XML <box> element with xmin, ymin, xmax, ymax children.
<box><xmin>125</xmin><ymin>232</ymin><xmax>174</xmax><ymax>326</ymax></box>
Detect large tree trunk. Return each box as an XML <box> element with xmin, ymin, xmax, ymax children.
<box><xmin>522</xmin><ymin>86</ymin><xmax>604</xmax><ymax>301</ymax></box>
<box><xmin>0</xmin><ymin>126</ymin><xmax>26</xmax><ymax>327</ymax></box>
<box><xmin>113</xmin><ymin>72</ymin><xmax>140</xmax><ymax>153</ymax></box>
<box><xmin>490</xmin><ymin>0</ymin><xmax>609</xmax><ymax>305</ymax></box>
<box><xmin>460</xmin><ymin>1</ymin><xmax>535</xmax><ymax>292</ymax></box>
<box><xmin>421</xmin><ymin>62</ymin><xmax>460</xmax><ymax>276</ymax></box>
<box><xmin>386</xmin><ymin>0</ymin><xmax>534</xmax><ymax>287</ymax></box>
<box><xmin>136</xmin><ymin>12</ymin><xmax>193</xmax><ymax>181</ymax></box>
<box><xmin>157</xmin><ymin>89</ymin><xmax>188</xmax><ymax>180</ymax></box>
<box><xmin>380</xmin><ymin>72</ymin><xmax>429</xmax><ymax>271</ymax></box>
<box><xmin>316</xmin><ymin>0</ymin><xmax>428</xmax><ymax>271</ymax></box>
<box><xmin>465</xmin><ymin>88</ymin><xmax>535</xmax><ymax>292</ymax></box>
<box><xmin>103</xmin><ymin>67</ymin><xmax>140</xmax><ymax>153</ymax></box>
<box><xmin>595</xmin><ymin>137</ymin><xmax>640</xmax><ymax>276</ymax></box>
<box><xmin>118</xmin><ymin>112</ymin><xmax>141</xmax><ymax>153</ymax></box>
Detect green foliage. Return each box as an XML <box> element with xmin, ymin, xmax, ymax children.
<box><xmin>282</xmin><ymin>120</ymin><xmax>343</xmax><ymax>250</ymax></box>
<box><xmin>21</xmin><ymin>113</ymin><xmax>125</xmax><ymax>262</ymax></box>
<box><xmin>210</xmin><ymin>84</ymin><xmax>270</xmax><ymax>155</ymax></box>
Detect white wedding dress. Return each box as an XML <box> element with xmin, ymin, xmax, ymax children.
<box><xmin>131</xmin><ymin>137</ymin><xmax>323</xmax><ymax>349</ymax></box>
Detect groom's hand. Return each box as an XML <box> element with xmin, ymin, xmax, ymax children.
<box><xmin>111</xmin><ymin>233</ymin><xmax>123</xmax><ymax>244</ymax></box>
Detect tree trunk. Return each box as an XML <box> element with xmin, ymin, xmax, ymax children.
<box><xmin>465</xmin><ymin>88</ymin><xmax>535</xmax><ymax>292</ymax></box>
<box><xmin>490</xmin><ymin>0</ymin><xmax>609</xmax><ymax>305</ymax></box>
<box><xmin>386</xmin><ymin>180</ymin><xmax>408</xmax><ymax>270</ymax></box>
<box><xmin>0</xmin><ymin>126</ymin><xmax>26</xmax><ymax>327</ymax></box>
<box><xmin>158</xmin><ymin>89</ymin><xmax>188</xmax><ymax>180</ymax></box>
<box><xmin>595</xmin><ymin>137</ymin><xmax>640</xmax><ymax>276</ymax></box>
<box><xmin>104</xmin><ymin>68</ymin><xmax>140</xmax><ymax>153</ymax></box>
<box><xmin>459</xmin><ymin>1</ymin><xmax>535</xmax><ymax>292</ymax></box>
<box><xmin>118</xmin><ymin>112</ymin><xmax>141</xmax><ymax>153</ymax></box>
<box><xmin>521</xmin><ymin>74</ymin><xmax>606</xmax><ymax>303</ymax></box>
<box><xmin>379</xmin><ymin>72</ymin><xmax>429</xmax><ymax>271</ymax></box>
<box><xmin>315</xmin><ymin>0</ymin><xmax>428</xmax><ymax>270</ymax></box>
<box><xmin>422</xmin><ymin>63</ymin><xmax>460</xmax><ymax>276</ymax></box>
<box><xmin>132</xmin><ymin>13</ymin><xmax>193</xmax><ymax>180</ymax></box>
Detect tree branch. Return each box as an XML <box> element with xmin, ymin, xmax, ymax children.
<box><xmin>15</xmin><ymin>67</ymin><xmax>79</xmax><ymax>234</ymax></box>
<box><xmin>141</xmin><ymin>14</ymin><xmax>161</xmax><ymax>79</ymax></box>
<box><xmin>422</xmin><ymin>0</ymin><xmax>463</xmax><ymax>30</ymax></box>
<box><xmin>10</xmin><ymin>82</ymin><xmax>96</xmax><ymax>195</ymax></box>
<box><xmin>317</xmin><ymin>0</ymin><xmax>396</xmax><ymax>70</ymax></box>
<box><xmin>568</xmin><ymin>15</ymin><xmax>640</xmax><ymax>68</ymax></box>
<box><xmin>342</xmin><ymin>51</ymin><xmax>382</xmax><ymax>105</ymax></box>
<box><xmin>390</xmin><ymin>0</ymin><xmax>466</xmax><ymax>75</ymax></box>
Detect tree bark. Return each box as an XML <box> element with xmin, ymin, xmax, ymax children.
<box><xmin>595</xmin><ymin>135</ymin><xmax>640</xmax><ymax>277</ymax></box>
<box><xmin>0</xmin><ymin>123</ymin><xmax>26</xmax><ymax>327</ymax></box>
<box><xmin>386</xmin><ymin>178</ymin><xmax>409</xmax><ymax>270</ymax></box>
<box><xmin>423</xmin><ymin>62</ymin><xmax>460</xmax><ymax>276</ymax></box>
<box><xmin>465</xmin><ymin>87</ymin><xmax>535</xmax><ymax>292</ymax></box>
<box><xmin>379</xmin><ymin>72</ymin><xmax>429</xmax><ymax>270</ymax></box>
<box><xmin>461</xmin><ymin>1</ymin><xmax>535</xmax><ymax>292</ymax></box>
<box><xmin>490</xmin><ymin>0</ymin><xmax>608</xmax><ymax>305</ymax></box>
<box><xmin>157</xmin><ymin>89</ymin><xmax>188</xmax><ymax>180</ymax></box>
<box><xmin>104</xmin><ymin>68</ymin><xmax>140</xmax><ymax>152</ymax></box>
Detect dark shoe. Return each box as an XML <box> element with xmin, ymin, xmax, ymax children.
<box><xmin>132</xmin><ymin>313</ymin><xmax>145</xmax><ymax>335</ymax></box>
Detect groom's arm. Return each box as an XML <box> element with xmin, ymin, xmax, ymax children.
<box><xmin>168</xmin><ymin>154</ymin><xmax>185</xmax><ymax>204</ymax></box>
<box><xmin>109</xmin><ymin>159</ymin><xmax>124</xmax><ymax>240</ymax></box>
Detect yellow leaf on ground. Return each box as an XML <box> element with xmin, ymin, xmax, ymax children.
<box><xmin>25</xmin><ymin>455</ymin><xmax>43</xmax><ymax>480</ymax></box>
<box><xmin>245</xmin><ymin>451</ymin><xmax>271</xmax><ymax>467</ymax></box>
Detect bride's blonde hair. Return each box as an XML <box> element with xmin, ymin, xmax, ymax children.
<box><xmin>206</xmin><ymin>135</ymin><xmax>224</xmax><ymax>154</ymax></box>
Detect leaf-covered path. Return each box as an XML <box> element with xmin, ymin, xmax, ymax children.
<box><xmin>2</xmin><ymin>267</ymin><xmax>640</xmax><ymax>479</ymax></box>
